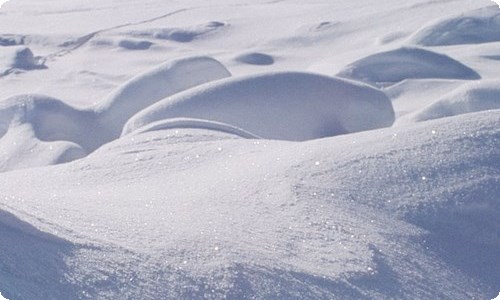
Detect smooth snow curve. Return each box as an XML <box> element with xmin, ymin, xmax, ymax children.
<box><xmin>398</xmin><ymin>80</ymin><xmax>500</xmax><ymax>124</ymax></box>
<box><xmin>128</xmin><ymin>118</ymin><xmax>262</xmax><ymax>139</ymax></box>
<box><xmin>96</xmin><ymin>56</ymin><xmax>232</xmax><ymax>139</ymax></box>
<box><xmin>409</xmin><ymin>6</ymin><xmax>500</xmax><ymax>46</ymax></box>
<box><xmin>122</xmin><ymin>72</ymin><xmax>395</xmax><ymax>140</ymax></box>
<box><xmin>336</xmin><ymin>47</ymin><xmax>480</xmax><ymax>86</ymax></box>
<box><xmin>0</xmin><ymin>56</ymin><xmax>232</xmax><ymax>172</ymax></box>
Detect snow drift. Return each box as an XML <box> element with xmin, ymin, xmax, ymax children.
<box><xmin>0</xmin><ymin>109</ymin><xmax>497</xmax><ymax>299</ymax></box>
<box><xmin>96</xmin><ymin>56</ymin><xmax>232</xmax><ymax>140</ymax></box>
<box><xmin>409</xmin><ymin>6</ymin><xmax>500</xmax><ymax>46</ymax></box>
<box><xmin>0</xmin><ymin>46</ymin><xmax>44</xmax><ymax>76</ymax></box>
<box><xmin>0</xmin><ymin>56</ymin><xmax>231</xmax><ymax>172</ymax></box>
<box><xmin>122</xmin><ymin>72</ymin><xmax>395</xmax><ymax>140</ymax></box>
<box><xmin>398</xmin><ymin>80</ymin><xmax>500</xmax><ymax>124</ymax></box>
<box><xmin>336</xmin><ymin>47</ymin><xmax>480</xmax><ymax>86</ymax></box>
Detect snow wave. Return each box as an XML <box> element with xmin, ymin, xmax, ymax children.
<box><xmin>409</xmin><ymin>6</ymin><xmax>500</xmax><ymax>46</ymax></box>
<box><xmin>398</xmin><ymin>80</ymin><xmax>500</xmax><ymax>124</ymax></box>
<box><xmin>336</xmin><ymin>47</ymin><xmax>480</xmax><ymax>86</ymax></box>
<box><xmin>122</xmin><ymin>72</ymin><xmax>395</xmax><ymax>140</ymax></box>
<box><xmin>0</xmin><ymin>56</ymin><xmax>231</xmax><ymax>172</ymax></box>
<box><xmin>95</xmin><ymin>56</ymin><xmax>231</xmax><ymax>140</ymax></box>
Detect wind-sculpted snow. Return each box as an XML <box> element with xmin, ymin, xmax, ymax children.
<box><xmin>123</xmin><ymin>72</ymin><xmax>395</xmax><ymax>140</ymax></box>
<box><xmin>337</xmin><ymin>47</ymin><xmax>480</xmax><ymax>86</ymax></box>
<box><xmin>128</xmin><ymin>118</ymin><xmax>261</xmax><ymax>139</ymax></box>
<box><xmin>0</xmin><ymin>56</ymin><xmax>231</xmax><ymax>172</ymax></box>
<box><xmin>397</xmin><ymin>80</ymin><xmax>500</xmax><ymax>124</ymax></box>
<box><xmin>96</xmin><ymin>56</ymin><xmax>232</xmax><ymax>139</ymax></box>
<box><xmin>0</xmin><ymin>110</ymin><xmax>497</xmax><ymax>299</ymax></box>
<box><xmin>409</xmin><ymin>6</ymin><xmax>500</xmax><ymax>46</ymax></box>
<box><xmin>0</xmin><ymin>46</ymin><xmax>45</xmax><ymax>76</ymax></box>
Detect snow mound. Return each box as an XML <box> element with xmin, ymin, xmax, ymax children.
<box><xmin>0</xmin><ymin>46</ymin><xmax>45</xmax><ymax>76</ymax></box>
<box><xmin>117</xmin><ymin>39</ymin><xmax>153</xmax><ymax>50</ymax></box>
<box><xmin>0</xmin><ymin>56</ymin><xmax>232</xmax><ymax>172</ymax></box>
<box><xmin>128</xmin><ymin>21</ymin><xmax>227</xmax><ymax>43</ymax></box>
<box><xmin>234</xmin><ymin>52</ymin><xmax>274</xmax><ymax>65</ymax></box>
<box><xmin>122</xmin><ymin>72</ymin><xmax>395</xmax><ymax>140</ymax></box>
<box><xmin>409</xmin><ymin>6</ymin><xmax>500</xmax><ymax>46</ymax></box>
<box><xmin>398</xmin><ymin>80</ymin><xmax>500</xmax><ymax>123</ymax></box>
<box><xmin>337</xmin><ymin>47</ymin><xmax>480</xmax><ymax>86</ymax></box>
<box><xmin>0</xmin><ymin>94</ymin><xmax>91</xmax><ymax>172</ymax></box>
<box><xmin>97</xmin><ymin>56</ymin><xmax>232</xmax><ymax>139</ymax></box>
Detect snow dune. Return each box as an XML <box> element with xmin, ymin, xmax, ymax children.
<box><xmin>0</xmin><ymin>109</ymin><xmax>497</xmax><ymax>299</ymax></box>
<box><xmin>122</xmin><ymin>72</ymin><xmax>395</xmax><ymax>140</ymax></box>
<box><xmin>0</xmin><ymin>56</ymin><xmax>396</xmax><ymax>172</ymax></box>
<box><xmin>409</xmin><ymin>6</ymin><xmax>500</xmax><ymax>46</ymax></box>
<box><xmin>398</xmin><ymin>80</ymin><xmax>500</xmax><ymax>124</ymax></box>
<box><xmin>0</xmin><ymin>56</ymin><xmax>231</xmax><ymax>171</ymax></box>
<box><xmin>336</xmin><ymin>47</ymin><xmax>480</xmax><ymax>86</ymax></box>
<box><xmin>96</xmin><ymin>56</ymin><xmax>232</xmax><ymax>140</ymax></box>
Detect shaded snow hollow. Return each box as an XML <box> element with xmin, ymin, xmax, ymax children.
<box><xmin>0</xmin><ymin>57</ymin><xmax>395</xmax><ymax>172</ymax></box>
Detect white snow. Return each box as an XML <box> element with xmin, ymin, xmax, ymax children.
<box><xmin>409</xmin><ymin>6</ymin><xmax>500</xmax><ymax>46</ymax></box>
<box><xmin>336</xmin><ymin>47</ymin><xmax>480</xmax><ymax>86</ymax></box>
<box><xmin>0</xmin><ymin>0</ymin><xmax>499</xmax><ymax>299</ymax></box>
<box><xmin>398</xmin><ymin>80</ymin><xmax>500</xmax><ymax>124</ymax></box>
<box><xmin>122</xmin><ymin>72</ymin><xmax>395</xmax><ymax>140</ymax></box>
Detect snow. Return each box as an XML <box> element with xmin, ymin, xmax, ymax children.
<box><xmin>409</xmin><ymin>6</ymin><xmax>500</xmax><ymax>46</ymax></box>
<box><xmin>0</xmin><ymin>46</ymin><xmax>44</xmax><ymax>76</ymax></box>
<box><xmin>336</xmin><ymin>47</ymin><xmax>480</xmax><ymax>86</ymax></box>
<box><xmin>0</xmin><ymin>0</ymin><xmax>499</xmax><ymax>299</ymax></box>
<box><xmin>122</xmin><ymin>72</ymin><xmax>395</xmax><ymax>140</ymax></box>
<box><xmin>398</xmin><ymin>80</ymin><xmax>500</xmax><ymax>124</ymax></box>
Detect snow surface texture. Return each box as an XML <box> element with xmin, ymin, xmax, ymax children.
<box><xmin>0</xmin><ymin>56</ymin><xmax>231</xmax><ymax>172</ymax></box>
<box><xmin>336</xmin><ymin>47</ymin><xmax>480</xmax><ymax>86</ymax></box>
<box><xmin>0</xmin><ymin>0</ymin><xmax>499</xmax><ymax>299</ymax></box>
<box><xmin>123</xmin><ymin>72</ymin><xmax>395</xmax><ymax>140</ymax></box>
<box><xmin>409</xmin><ymin>6</ymin><xmax>500</xmax><ymax>46</ymax></box>
<box><xmin>398</xmin><ymin>80</ymin><xmax>500</xmax><ymax>124</ymax></box>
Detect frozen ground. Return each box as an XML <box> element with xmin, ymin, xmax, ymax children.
<box><xmin>0</xmin><ymin>0</ymin><xmax>499</xmax><ymax>299</ymax></box>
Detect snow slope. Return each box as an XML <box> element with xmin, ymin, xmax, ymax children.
<box><xmin>0</xmin><ymin>0</ymin><xmax>499</xmax><ymax>299</ymax></box>
<box><xmin>0</xmin><ymin>110</ymin><xmax>498</xmax><ymax>299</ymax></box>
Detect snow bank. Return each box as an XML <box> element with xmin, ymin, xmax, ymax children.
<box><xmin>96</xmin><ymin>56</ymin><xmax>232</xmax><ymax>139</ymax></box>
<box><xmin>409</xmin><ymin>6</ymin><xmax>500</xmax><ymax>46</ymax></box>
<box><xmin>398</xmin><ymin>80</ymin><xmax>500</xmax><ymax>123</ymax></box>
<box><xmin>0</xmin><ymin>46</ymin><xmax>44</xmax><ymax>76</ymax></box>
<box><xmin>122</xmin><ymin>72</ymin><xmax>395</xmax><ymax>140</ymax></box>
<box><xmin>336</xmin><ymin>47</ymin><xmax>480</xmax><ymax>86</ymax></box>
<box><xmin>234</xmin><ymin>52</ymin><xmax>274</xmax><ymax>65</ymax></box>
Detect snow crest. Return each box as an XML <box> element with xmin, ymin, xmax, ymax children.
<box><xmin>337</xmin><ymin>47</ymin><xmax>480</xmax><ymax>86</ymax></box>
<box><xmin>122</xmin><ymin>72</ymin><xmax>395</xmax><ymax>140</ymax></box>
<box><xmin>0</xmin><ymin>56</ymin><xmax>231</xmax><ymax>172</ymax></box>
<box><xmin>409</xmin><ymin>6</ymin><xmax>500</xmax><ymax>46</ymax></box>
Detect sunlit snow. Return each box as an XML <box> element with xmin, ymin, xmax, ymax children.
<box><xmin>0</xmin><ymin>0</ymin><xmax>499</xmax><ymax>299</ymax></box>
